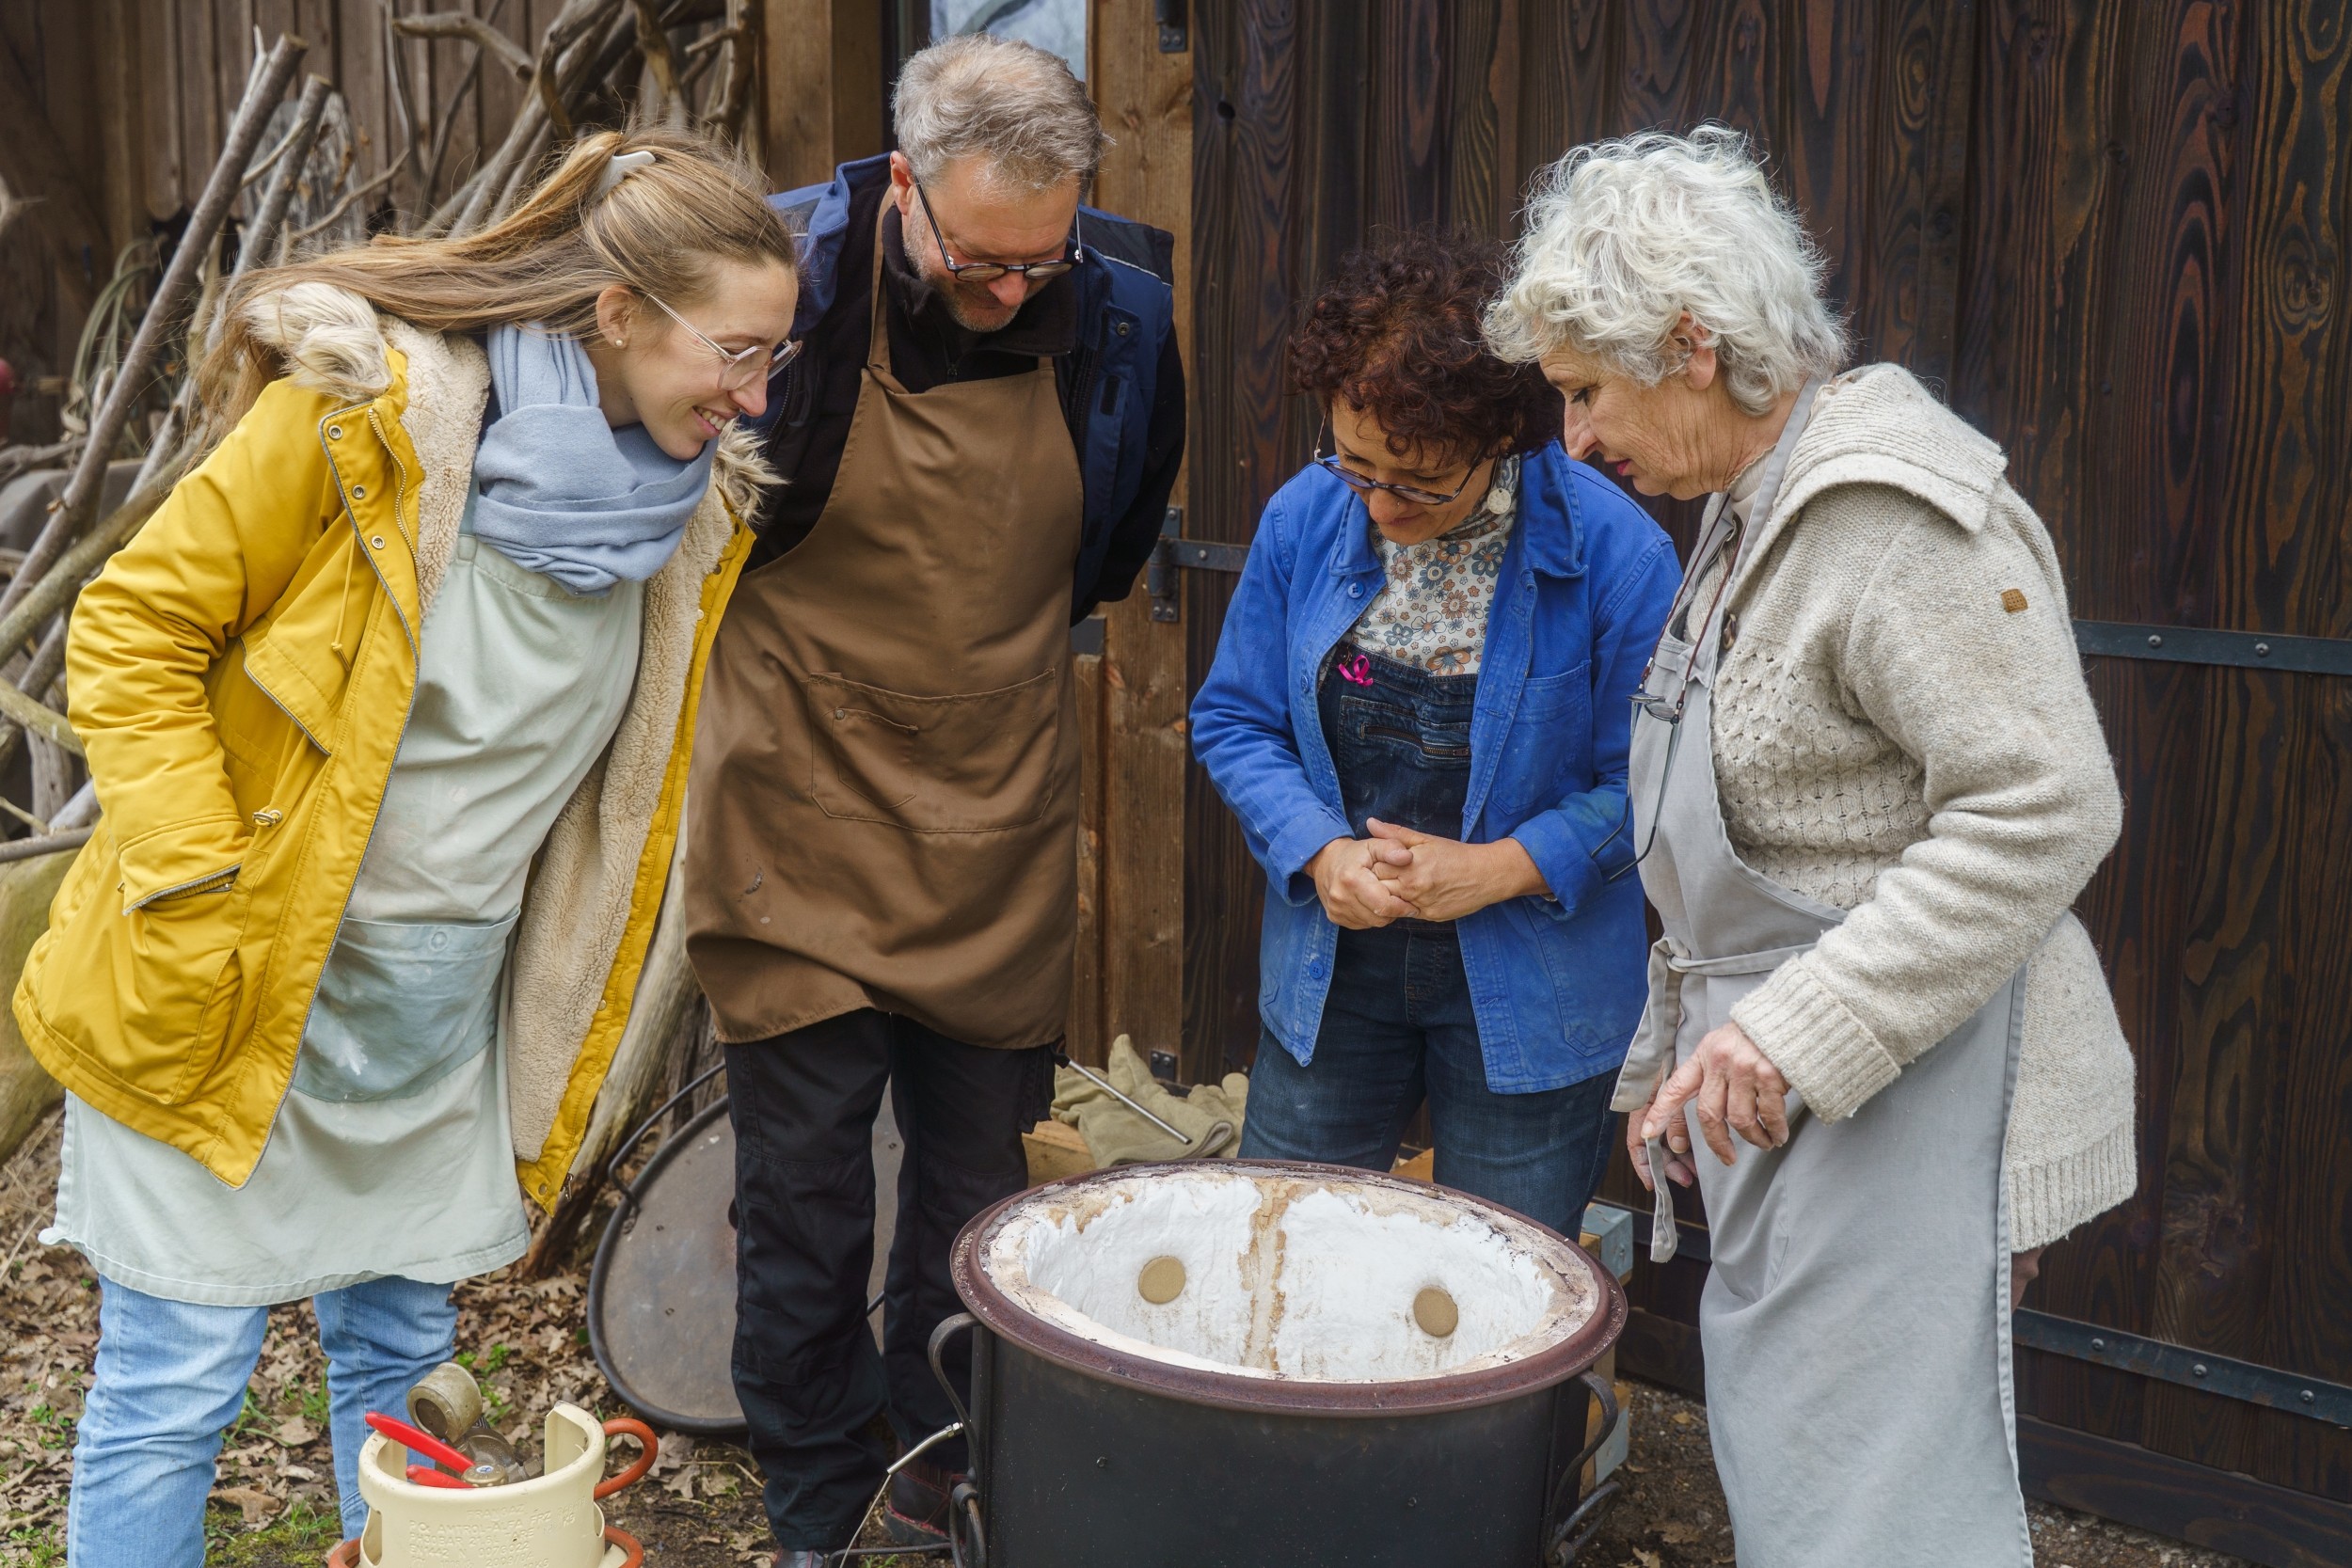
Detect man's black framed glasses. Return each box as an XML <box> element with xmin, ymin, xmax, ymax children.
<box><xmin>913</xmin><ymin>178</ymin><xmax>1085</xmax><ymax>283</ymax></box>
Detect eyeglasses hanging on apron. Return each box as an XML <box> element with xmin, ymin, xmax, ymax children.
<box><xmin>1586</xmin><ymin>381</ymin><xmax>1824</xmax><ymax>882</ymax></box>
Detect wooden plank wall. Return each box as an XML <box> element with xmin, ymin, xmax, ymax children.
<box><xmin>1086</xmin><ymin>0</ymin><xmax>1193</xmax><ymax>1075</ymax></box>
<box><xmin>1187</xmin><ymin>0</ymin><xmax>2352</xmax><ymax>1523</ymax></box>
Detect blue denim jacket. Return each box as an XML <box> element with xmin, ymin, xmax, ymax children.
<box><xmin>1190</xmin><ymin>443</ymin><xmax>1678</xmax><ymax>1091</ymax></box>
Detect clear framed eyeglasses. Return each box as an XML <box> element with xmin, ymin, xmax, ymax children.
<box><xmin>643</xmin><ymin>293</ymin><xmax>803</xmax><ymax>391</ymax></box>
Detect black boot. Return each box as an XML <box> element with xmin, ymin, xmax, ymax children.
<box><xmin>882</xmin><ymin>1458</ymin><xmax>961</xmax><ymax>1547</ymax></box>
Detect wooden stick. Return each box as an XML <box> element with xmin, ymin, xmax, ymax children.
<box><xmin>232</xmin><ymin>76</ymin><xmax>335</xmax><ymax>284</ymax></box>
<box><xmin>0</xmin><ymin>476</ymin><xmax>172</xmax><ymax>684</ymax></box>
<box><xmin>289</xmin><ymin>143</ymin><xmax>416</xmax><ymax>246</ymax></box>
<box><xmin>0</xmin><ymin>828</ymin><xmax>92</xmax><ymax>865</ymax></box>
<box><xmin>0</xmin><ymin>681</ymin><xmax>76</xmax><ymax>757</ymax></box>
<box><xmin>419</xmin><ymin>0</ymin><xmax>516</xmax><ymax>221</ymax></box>
<box><xmin>628</xmin><ymin>0</ymin><xmax>687</xmax><ymax>124</ymax></box>
<box><xmin>0</xmin><ymin>34</ymin><xmax>306</xmax><ymax>621</ymax></box>
<box><xmin>448</xmin><ymin>1</ymin><xmax>619</xmax><ymax>237</ymax></box>
<box><xmin>708</xmin><ymin>1</ymin><xmax>756</xmax><ymax>138</ymax></box>
<box><xmin>391</xmin><ymin>10</ymin><xmax>535</xmax><ymax>79</ymax></box>
<box><xmin>0</xmin><ymin>615</ymin><xmax>71</xmax><ymax>777</ymax></box>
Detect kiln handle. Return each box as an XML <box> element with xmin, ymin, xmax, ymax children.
<box><xmin>596</xmin><ymin>1417</ymin><xmax>660</xmax><ymax>1500</ymax></box>
<box><xmin>925</xmin><ymin>1315</ymin><xmax>989</xmax><ymax>1568</ymax></box>
<box><xmin>1541</xmin><ymin>1369</ymin><xmax>1623</xmax><ymax>1567</ymax></box>
<box><xmin>928</xmin><ymin>1313</ymin><xmax>979</xmax><ymax>1437</ymax></box>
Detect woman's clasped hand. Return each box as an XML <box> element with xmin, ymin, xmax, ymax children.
<box><xmin>1306</xmin><ymin>818</ymin><xmax>1549</xmax><ymax>929</ymax></box>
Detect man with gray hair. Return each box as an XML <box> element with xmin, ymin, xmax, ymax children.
<box><xmin>684</xmin><ymin>33</ymin><xmax>1184</xmax><ymax>1566</ymax></box>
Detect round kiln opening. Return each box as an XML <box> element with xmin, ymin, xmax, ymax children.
<box><xmin>980</xmin><ymin>1167</ymin><xmax>1595</xmax><ymax>1383</ymax></box>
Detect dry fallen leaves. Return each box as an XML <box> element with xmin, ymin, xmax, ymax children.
<box><xmin>210</xmin><ymin>1483</ymin><xmax>285</xmax><ymax>1527</ymax></box>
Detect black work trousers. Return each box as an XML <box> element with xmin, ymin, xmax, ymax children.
<box><xmin>725</xmin><ymin>1009</ymin><xmax>1053</xmax><ymax>1552</ymax></box>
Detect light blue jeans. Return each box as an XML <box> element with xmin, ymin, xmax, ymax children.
<box><xmin>68</xmin><ymin>1274</ymin><xmax>458</xmax><ymax>1567</ymax></box>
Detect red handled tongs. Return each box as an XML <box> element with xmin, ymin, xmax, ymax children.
<box><xmin>366</xmin><ymin>1410</ymin><xmax>485</xmax><ymax>1489</ymax></box>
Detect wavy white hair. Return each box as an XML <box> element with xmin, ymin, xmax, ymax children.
<box><xmin>1486</xmin><ymin>126</ymin><xmax>1848</xmax><ymax>415</ymax></box>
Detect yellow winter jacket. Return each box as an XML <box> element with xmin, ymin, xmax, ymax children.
<box><xmin>12</xmin><ymin>283</ymin><xmax>760</xmax><ymax>1205</ymax></box>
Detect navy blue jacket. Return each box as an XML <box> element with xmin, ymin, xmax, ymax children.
<box><xmin>1190</xmin><ymin>445</ymin><xmax>1679</xmax><ymax>1090</ymax></box>
<box><xmin>763</xmin><ymin>156</ymin><xmax>1184</xmax><ymax>621</ymax></box>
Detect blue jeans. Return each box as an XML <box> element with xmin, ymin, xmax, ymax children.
<box><xmin>1241</xmin><ymin>922</ymin><xmax>1617</xmax><ymax>1234</ymax></box>
<box><xmin>68</xmin><ymin>1275</ymin><xmax>458</xmax><ymax>1566</ymax></box>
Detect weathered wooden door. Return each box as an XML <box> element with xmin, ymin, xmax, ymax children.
<box><xmin>1172</xmin><ymin>4</ymin><xmax>2352</xmax><ymax>1564</ymax></box>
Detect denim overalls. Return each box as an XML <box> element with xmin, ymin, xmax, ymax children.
<box><xmin>1235</xmin><ymin>641</ymin><xmax>1615</xmax><ymax>1233</ymax></box>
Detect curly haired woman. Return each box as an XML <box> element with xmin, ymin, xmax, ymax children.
<box><xmin>1190</xmin><ymin>232</ymin><xmax>1678</xmax><ymax>1231</ymax></box>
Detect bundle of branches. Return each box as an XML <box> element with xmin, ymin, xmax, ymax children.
<box><xmin>394</xmin><ymin>0</ymin><xmax>757</xmax><ymax>238</ymax></box>
<box><xmin>0</xmin><ymin>0</ymin><xmax>762</xmax><ymax>852</ymax></box>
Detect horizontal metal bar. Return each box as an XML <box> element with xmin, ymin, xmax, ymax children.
<box><xmin>2074</xmin><ymin>620</ymin><xmax>2352</xmax><ymax>675</ymax></box>
<box><xmin>2014</xmin><ymin>1308</ymin><xmax>2352</xmax><ymax>1428</ymax></box>
<box><xmin>1155</xmin><ymin>536</ymin><xmax>1251</xmax><ymax>574</ymax></box>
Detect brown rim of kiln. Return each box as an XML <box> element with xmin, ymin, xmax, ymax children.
<box><xmin>949</xmin><ymin>1159</ymin><xmax>1629</xmax><ymax>1417</ymax></box>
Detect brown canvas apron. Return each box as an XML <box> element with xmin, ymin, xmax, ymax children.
<box><xmin>686</xmin><ymin>214</ymin><xmax>1085</xmax><ymax>1050</ymax></box>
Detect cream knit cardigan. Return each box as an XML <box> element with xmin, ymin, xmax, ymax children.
<box><xmin>1651</xmin><ymin>363</ymin><xmax>2138</xmax><ymax>1250</ymax></box>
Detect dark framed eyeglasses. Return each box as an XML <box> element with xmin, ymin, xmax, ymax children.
<box><xmin>1311</xmin><ymin>426</ymin><xmax>1482</xmax><ymax>507</ymax></box>
<box><xmin>912</xmin><ymin>179</ymin><xmax>1085</xmax><ymax>284</ymax></box>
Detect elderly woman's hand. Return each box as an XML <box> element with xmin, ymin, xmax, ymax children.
<box><xmin>1308</xmin><ymin>836</ymin><xmax>1419</xmax><ymax>928</ymax></box>
<box><xmin>1628</xmin><ymin>1020</ymin><xmax>1791</xmax><ymax>1190</ymax></box>
<box><xmin>1362</xmin><ymin>818</ymin><xmax>1549</xmax><ymax>922</ymax></box>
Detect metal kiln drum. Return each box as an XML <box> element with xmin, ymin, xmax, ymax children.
<box><xmin>948</xmin><ymin>1161</ymin><xmax>1627</xmax><ymax>1568</ymax></box>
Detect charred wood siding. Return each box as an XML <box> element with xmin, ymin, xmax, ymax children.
<box><xmin>1186</xmin><ymin>0</ymin><xmax>2352</xmax><ymax>1534</ymax></box>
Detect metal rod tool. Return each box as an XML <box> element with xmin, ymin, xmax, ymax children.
<box><xmin>1053</xmin><ymin>1052</ymin><xmax>1195</xmax><ymax>1147</ymax></box>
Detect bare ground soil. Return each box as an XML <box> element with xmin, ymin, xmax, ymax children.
<box><xmin>0</xmin><ymin>1110</ymin><xmax>2252</xmax><ymax>1568</ymax></box>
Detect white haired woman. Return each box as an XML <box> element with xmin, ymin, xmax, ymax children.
<box><xmin>1486</xmin><ymin>126</ymin><xmax>2137</xmax><ymax>1564</ymax></box>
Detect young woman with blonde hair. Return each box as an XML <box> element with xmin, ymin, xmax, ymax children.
<box><xmin>17</xmin><ymin>125</ymin><xmax>799</xmax><ymax>1565</ymax></box>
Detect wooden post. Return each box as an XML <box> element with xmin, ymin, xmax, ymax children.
<box><xmin>1089</xmin><ymin>1</ymin><xmax>1192</xmax><ymax>1077</ymax></box>
<box><xmin>758</xmin><ymin>0</ymin><xmax>888</xmax><ymax>188</ymax></box>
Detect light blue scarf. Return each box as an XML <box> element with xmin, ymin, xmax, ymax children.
<box><xmin>469</xmin><ymin>324</ymin><xmax>715</xmax><ymax>594</ymax></box>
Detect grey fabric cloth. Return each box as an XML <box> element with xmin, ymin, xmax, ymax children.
<box><xmin>46</xmin><ymin>526</ymin><xmax>644</xmax><ymax>1306</ymax></box>
<box><xmin>1614</xmin><ymin>388</ymin><xmax>2031</xmax><ymax>1565</ymax></box>
<box><xmin>471</xmin><ymin>323</ymin><xmax>712</xmax><ymax>594</ymax></box>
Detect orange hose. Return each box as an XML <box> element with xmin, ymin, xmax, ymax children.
<box><xmin>604</xmin><ymin>1525</ymin><xmax>645</xmax><ymax>1566</ymax></box>
<box><xmin>596</xmin><ymin>1417</ymin><xmax>660</xmax><ymax>1500</ymax></box>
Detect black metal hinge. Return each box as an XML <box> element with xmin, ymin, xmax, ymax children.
<box><xmin>2074</xmin><ymin>620</ymin><xmax>2352</xmax><ymax>675</ymax></box>
<box><xmin>1147</xmin><ymin>524</ymin><xmax>1248</xmax><ymax>623</ymax></box>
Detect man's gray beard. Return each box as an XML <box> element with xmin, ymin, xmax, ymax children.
<box><xmin>939</xmin><ymin>286</ymin><xmax>1019</xmax><ymax>334</ymax></box>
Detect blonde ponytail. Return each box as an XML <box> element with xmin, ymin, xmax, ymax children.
<box><xmin>196</xmin><ymin>123</ymin><xmax>797</xmax><ymax>438</ymax></box>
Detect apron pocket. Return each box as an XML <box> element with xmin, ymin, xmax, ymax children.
<box><xmin>293</xmin><ymin>912</ymin><xmax>516</xmax><ymax>1102</ymax></box>
<box><xmin>804</xmin><ymin>669</ymin><xmax>1061</xmax><ymax>832</ymax></box>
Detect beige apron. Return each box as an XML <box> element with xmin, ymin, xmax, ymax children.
<box><xmin>687</xmin><ymin>214</ymin><xmax>1085</xmax><ymax>1049</ymax></box>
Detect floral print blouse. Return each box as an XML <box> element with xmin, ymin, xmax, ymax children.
<box><xmin>1345</xmin><ymin>455</ymin><xmax>1519</xmax><ymax>675</ymax></box>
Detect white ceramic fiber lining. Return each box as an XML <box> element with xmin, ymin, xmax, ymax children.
<box><xmin>985</xmin><ymin>1168</ymin><xmax>1593</xmax><ymax>1382</ymax></box>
